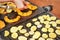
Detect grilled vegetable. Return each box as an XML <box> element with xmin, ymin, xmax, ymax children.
<box><xmin>0</xmin><ymin>20</ymin><xmax>5</xmax><ymax>29</ymax></box>
<box><xmin>16</xmin><ymin>8</ymin><xmax>32</xmax><ymax>16</ymax></box>
<box><xmin>4</xmin><ymin>16</ymin><xmax>20</xmax><ymax>23</ymax></box>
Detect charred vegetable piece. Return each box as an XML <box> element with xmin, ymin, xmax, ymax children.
<box><xmin>4</xmin><ymin>16</ymin><xmax>20</xmax><ymax>23</ymax></box>
<box><xmin>16</xmin><ymin>8</ymin><xmax>32</xmax><ymax>16</ymax></box>
<box><xmin>0</xmin><ymin>8</ymin><xmax>5</xmax><ymax>14</ymax></box>
<box><xmin>27</xmin><ymin>3</ymin><xmax>37</xmax><ymax>10</ymax></box>
<box><xmin>0</xmin><ymin>20</ymin><xmax>5</xmax><ymax>29</ymax></box>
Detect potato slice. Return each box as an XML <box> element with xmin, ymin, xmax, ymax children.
<box><xmin>24</xmin><ymin>33</ymin><xmax>29</xmax><ymax>37</ymax></box>
<box><xmin>34</xmin><ymin>21</ymin><xmax>40</xmax><ymax>26</ymax></box>
<box><xmin>33</xmin><ymin>31</ymin><xmax>41</xmax><ymax>39</ymax></box>
<box><xmin>38</xmin><ymin>16</ymin><xmax>44</xmax><ymax>20</ymax></box>
<box><xmin>47</xmin><ymin>38</ymin><xmax>54</xmax><ymax>40</ymax></box>
<box><xmin>29</xmin><ymin>38</ymin><xmax>35</xmax><ymax>40</ymax></box>
<box><xmin>11</xmin><ymin>33</ymin><xmax>18</xmax><ymax>39</ymax></box>
<box><xmin>42</xmin><ymin>15</ymin><xmax>47</xmax><ymax>19</ymax></box>
<box><xmin>50</xmin><ymin>21</ymin><xmax>57</xmax><ymax>27</ymax></box>
<box><xmin>50</xmin><ymin>16</ymin><xmax>56</xmax><ymax>20</ymax></box>
<box><xmin>18</xmin><ymin>36</ymin><xmax>27</xmax><ymax>40</ymax></box>
<box><xmin>56</xmin><ymin>27</ymin><xmax>60</xmax><ymax>30</ymax></box>
<box><xmin>4</xmin><ymin>30</ymin><xmax>9</xmax><ymax>37</ymax></box>
<box><xmin>41</xmin><ymin>28</ymin><xmax>48</xmax><ymax>32</ymax></box>
<box><xmin>38</xmin><ymin>37</ymin><xmax>45</xmax><ymax>40</ymax></box>
<box><xmin>18</xmin><ymin>25</ymin><xmax>23</xmax><ymax>30</ymax></box>
<box><xmin>20</xmin><ymin>29</ymin><xmax>27</xmax><ymax>34</ymax></box>
<box><xmin>10</xmin><ymin>27</ymin><xmax>18</xmax><ymax>33</ymax></box>
<box><xmin>49</xmin><ymin>33</ymin><xmax>56</xmax><ymax>38</ymax></box>
<box><xmin>55</xmin><ymin>30</ymin><xmax>60</xmax><ymax>35</ymax></box>
<box><xmin>26</xmin><ymin>23</ymin><xmax>32</xmax><ymax>28</ymax></box>
<box><xmin>48</xmin><ymin>28</ymin><xmax>54</xmax><ymax>33</ymax></box>
<box><xmin>44</xmin><ymin>21</ymin><xmax>49</xmax><ymax>25</ymax></box>
<box><xmin>30</xmin><ymin>25</ymin><xmax>37</xmax><ymax>31</ymax></box>
<box><xmin>29</xmin><ymin>31</ymin><xmax>34</xmax><ymax>35</ymax></box>
<box><xmin>56</xmin><ymin>20</ymin><xmax>60</xmax><ymax>24</ymax></box>
<box><xmin>32</xmin><ymin>18</ymin><xmax>38</xmax><ymax>22</ymax></box>
<box><xmin>45</xmin><ymin>24</ymin><xmax>50</xmax><ymax>28</ymax></box>
<box><xmin>42</xmin><ymin>33</ymin><xmax>48</xmax><ymax>39</ymax></box>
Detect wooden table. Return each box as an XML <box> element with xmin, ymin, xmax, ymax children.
<box><xmin>29</xmin><ymin>0</ymin><xmax>60</xmax><ymax>18</ymax></box>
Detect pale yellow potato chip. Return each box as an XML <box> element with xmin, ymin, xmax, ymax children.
<box><xmin>18</xmin><ymin>25</ymin><xmax>23</xmax><ymax>30</ymax></box>
<box><xmin>10</xmin><ymin>27</ymin><xmax>18</xmax><ymax>33</ymax></box>
<box><xmin>32</xmin><ymin>18</ymin><xmax>38</xmax><ymax>22</ymax></box>
<box><xmin>38</xmin><ymin>37</ymin><xmax>45</xmax><ymax>40</ymax></box>
<box><xmin>24</xmin><ymin>33</ymin><xmax>29</xmax><ymax>37</ymax></box>
<box><xmin>41</xmin><ymin>28</ymin><xmax>48</xmax><ymax>32</ymax></box>
<box><xmin>20</xmin><ymin>29</ymin><xmax>27</xmax><ymax>34</ymax></box>
<box><xmin>56</xmin><ymin>27</ymin><xmax>60</xmax><ymax>30</ymax></box>
<box><xmin>33</xmin><ymin>31</ymin><xmax>41</xmax><ymax>39</ymax></box>
<box><xmin>30</xmin><ymin>25</ymin><xmax>37</xmax><ymax>31</ymax></box>
<box><xmin>4</xmin><ymin>30</ymin><xmax>9</xmax><ymax>37</ymax></box>
<box><xmin>50</xmin><ymin>21</ymin><xmax>57</xmax><ymax>27</ymax></box>
<box><xmin>50</xmin><ymin>16</ymin><xmax>56</xmax><ymax>20</ymax></box>
<box><xmin>56</xmin><ymin>20</ymin><xmax>60</xmax><ymax>24</ymax></box>
<box><xmin>45</xmin><ymin>24</ymin><xmax>50</xmax><ymax>28</ymax></box>
<box><xmin>26</xmin><ymin>23</ymin><xmax>32</xmax><ymax>28</ymax></box>
<box><xmin>42</xmin><ymin>15</ymin><xmax>47</xmax><ymax>19</ymax></box>
<box><xmin>29</xmin><ymin>31</ymin><xmax>34</xmax><ymax>35</ymax></box>
<box><xmin>48</xmin><ymin>28</ymin><xmax>54</xmax><ymax>33</ymax></box>
<box><xmin>34</xmin><ymin>21</ymin><xmax>40</xmax><ymax>26</ymax></box>
<box><xmin>11</xmin><ymin>33</ymin><xmax>18</xmax><ymax>39</ymax></box>
<box><xmin>38</xmin><ymin>16</ymin><xmax>44</xmax><ymax>20</ymax></box>
<box><xmin>55</xmin><ymin>30</ymin><xmax>60</xmax><ymax>35</ymax></box>
<box><xmin>18</xmin><ymin>36</ymin><xmax>27</xmax><ymax>40</ymax></box>
<box><xmin>29</xmin><ymin>38</ymin><xmax>35</xmax><ymax>40</ymax></box>
<box><xmin>49</xmin><ymin>33</ymin><xmax>56</xmax><ymax>38</ymax></box>
<box><xmin>44</xmin><ymin>21</ymin><xmax>50</xmax><ymax>25</ymax></box>
<box><xmin>42</xmin><ymin>33</ymin><xmax>48</xmax><ymax>39</ymax></box>
<box><xmin>47</xmin><ymin>38</ymin><xmax>54</xmax><ymax>40</ymax></box>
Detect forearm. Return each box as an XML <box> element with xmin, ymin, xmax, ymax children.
<box><xmin>0</xmin><ymin>0</ymin><xmax>13</xmax><ymax>2</ymax></box>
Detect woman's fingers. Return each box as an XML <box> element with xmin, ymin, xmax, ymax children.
<box><xmin>14</xmin><ymin>0</ymin><xmax>29</xmax><ymax>10</ymax></box>
<box><xmin>20</xmin><ymin>1</ymin><xmax>29</xmax><ymax>10</ymax></box>
<box><xmin>14</xmin><ymin>0</ymin><xmax>25</xmax><ymax>9</ymax></box>
<box><xmin>0</xmin><ymin>0</ymin><xmax>29</xmax><ymax>10</ymax></box>
<box><xmin>20</xmin><ymin>6</ymin><xmax>27</xmax><ymax>10</ymax></box>
<box><xmin>23</xmin><ymin>1</ymin><xmax>30</xmax><ymax>5</ymax></box>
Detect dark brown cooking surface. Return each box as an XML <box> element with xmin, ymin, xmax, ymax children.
<box><xmin>0</xmin><ymin>7</ymin><xmax>45</xmax><ymax>32</ymax></box>
<box><xmin>0</xmin><ymin>0</ymin><xmax>60</xmax><ymax>40</ymax></box>
<box><xmin>29</xmin><ymin>0</ymin><xmax>60</xmax><ymax>18</ymax></box>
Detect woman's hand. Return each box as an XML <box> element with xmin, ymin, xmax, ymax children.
<box><xmin>0</xmin><ymin>0</ymin><xmax>29</xmax><ymax>10</ymax></box>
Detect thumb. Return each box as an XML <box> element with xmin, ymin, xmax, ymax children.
<box><xmin>14</xmin><ymin>0</ymin><xmax>25</xmax><ymax>9</ymax></box>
